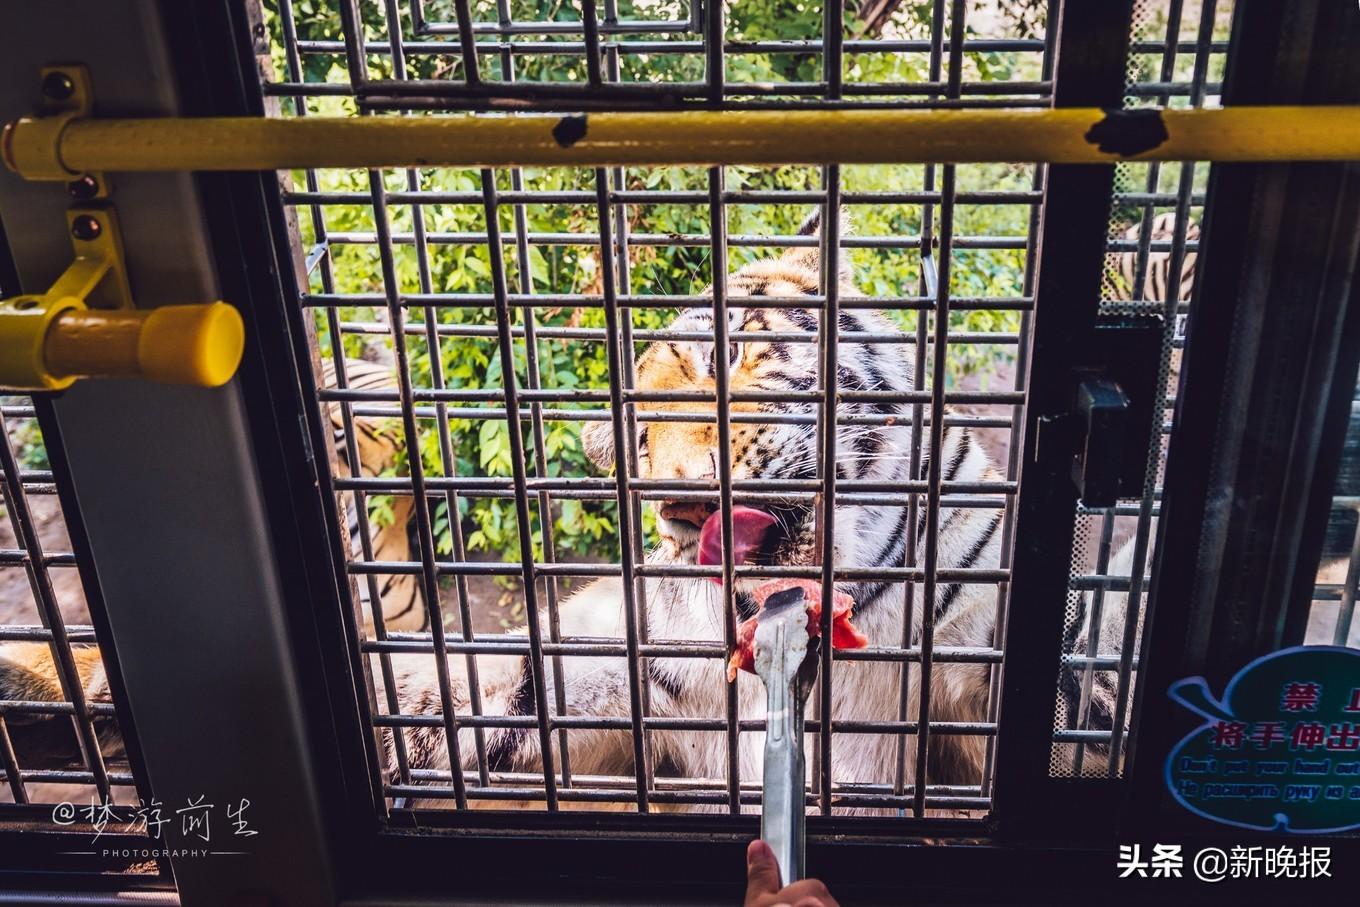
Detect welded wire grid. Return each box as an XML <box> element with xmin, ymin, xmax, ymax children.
<box><xmin>0</xmin><ymin>400</ymin><xmax>141</xmax><ymax>810</ymax></box>
<box><xmin>264</xmin><ymin>0</ymin><xmax>1226</xmax><ymax>816</ymax></box>
<box><xmin>1049</xmin><ymin>0</ymin><xmax>1232</xmax><ymax>779</ymax></box>
<box><xmin>272</xmin><ymin>0</ymin><xmax>1053</xmax><ymax>110</ymax></box>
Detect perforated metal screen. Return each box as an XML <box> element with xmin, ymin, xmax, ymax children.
<box><xmin>1051</xmin><ymin>0</ymin><xmax>1231</xmax><ymax>779</ymax></box>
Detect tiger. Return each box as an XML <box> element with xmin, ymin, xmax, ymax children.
<box><xmin>321</xmin><ymin>357</ymin><xmax>424</xmax><ymax>633</ymax></box>
<box><xmin>0</xmin><ymin>210</ymin><xmax>1137</xmax><ymax>813</ymax></box>
<box><xmin>1110</xmin><ymin>211</ymin><xmax>1199</xmax><ymax>306</ymax></box>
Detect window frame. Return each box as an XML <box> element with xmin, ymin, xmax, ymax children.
<box><xmin>3</xmin><ymin>0</ymin><xmax>1359</xmax><ymax>901</ymax></box>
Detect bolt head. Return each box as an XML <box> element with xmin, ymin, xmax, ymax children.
<box><xmin>66</xmin><ymin>175</ymin><xmax>100</xmax><ymax>199</ymax></box>
<box><xmin>41</xmin><ymin>71</ymin><xmax>75</xmax><ymax>101</ymax></box>
<box><xmin>71</xmin><ymin>215</ymin><xmax>102</xmax><ymax>241</ymax></box>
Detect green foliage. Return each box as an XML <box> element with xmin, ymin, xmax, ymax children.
<box><xmin>264</xmin><ymin>0</ymin><xmax>1034</xmax><ymax>566</ymax></box>
<box><xmin>3</xmin><ymin>398</ymin><xmax>49</xmax><ymax>472</ymax></box>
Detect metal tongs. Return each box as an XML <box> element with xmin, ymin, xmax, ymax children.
<box><xmin>752</xmin><ymin>587</ymin><xmax>821</xmax><ymax>886</ymax></box>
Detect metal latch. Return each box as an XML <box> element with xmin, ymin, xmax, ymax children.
<box><xmin>1038</xmin><ymin>316</ymin><xmax>1164</xmax><ymax>508</ymax></box>
<box><xmin>1071</xmin><ymin>378</ymin><xmax>1130</xmax><ymax>508</ymax></box>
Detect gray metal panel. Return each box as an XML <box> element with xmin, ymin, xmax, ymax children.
<box><xmin>0</xmin><ymin>3</ymin><xmax>334</xmax><ymax>903</ymax></box>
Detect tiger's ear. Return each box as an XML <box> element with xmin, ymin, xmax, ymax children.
<box><xmin>795</xmin><ymin>207</ymin><xmax>852</xmax><ymax>238</ymax></box>
<box><xmin>581</xmin><ymin>419</ymin><xmax>615</xmax><ymax>471</ymax></box>
<box><xmin>783</xmin><ymin>207</ymin><xmax>854</xmax><ymax>284</ymax></box>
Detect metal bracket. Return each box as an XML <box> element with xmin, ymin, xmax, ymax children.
<box><xmin>0</xmin><ymin>206</ymin><xmax>131</xmax><ymax>390</ymax></box>
<box><xmin>1</xmin><ymin>65</ymin><xmax>107</xmax><ymax>195</ymax></box>
<box><xmin>0</xmin><ymin>66</ymin><xmax>247</xmax><ymax>392</ymax></box>
<box><xmin>56</xmin><ymin>206</ymin><xmax>134</xmax><ymax>311</ymax></box>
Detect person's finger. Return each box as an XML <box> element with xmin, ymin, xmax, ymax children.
<box><xmin>744</xmin><ymin>839</ymin><xmax>783</xmax><ymax>903</ymax></box>
<box><xmin>777</xmin><ymin>878</ymin><xmax>838</xmax><ymax>907</ymax></box>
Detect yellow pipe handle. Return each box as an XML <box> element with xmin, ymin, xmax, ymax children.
<box><xmin>6</xmin><ymin>107</ymin><xmax>1360</xmax><ymax>175</ymax></box>
<box><xmin>135</xmin><ymin>303</ymin><xmax>245</xmax><ymax>387</ymax></box>
<box><xmin>0</xmin><ymin>300</ymin><xmax>244</xmax><ymax>391</ymax></box>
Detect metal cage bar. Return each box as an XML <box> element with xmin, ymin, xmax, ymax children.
<box><xmin>1053</xmin><ymin>0</ymin><xmax>1227</xmax><ymax>778</ymax></box>
<box><xmin>370</xmin><ymin>170</ymin><xmax>474</xmax><ymax>809</ymax></box>
<box><xmin>337</xmin><ymin>17</ymin><xmax>474</xmax><ymax>807</ymax></box>
<box><xmin>605</xmin><ymin>9</ymin><xmax>661</xmax><ymax>796</ymax></box>
<box><xmin>1065</xmin><ymin>0</ymin><xmax>1191</xmax><ymax>778</ymax></box>
<box><xmin>88</xmin><ymin>0</ymin><xmax>1269</xmax><ymax>833</ymax></box>
<box><xmin>978</xmin><ymin>0</ymin><xmax>1054</xmax><ymax>799</ymax></box>
<box><xmin>281</xmin><ymin>0</ymin><xmax>433</xmax><ymax>802</ymax></box>
<box><xmin>1328</xmin><ymin>498</ymin><xmax>1360</xmax><ymax>645</ymax></box>
<box><xmin>813</xmin><ymin>0</ymin><xmax>845</xmax><ymax>818</ymax></box>
<box><xmin>482</xmin><ymin>170</ymin><xmax>562</xmax><ymax>808</ymax></box>
<box><xmin>1105</xmin><ymin>0</ymin><xmax>1222</xmax><ymax>774</ymax></box>
<box><xmin>707</xmin><ymin>166</ymin><xmax>742</xmax><ymax>814</ymax></box>
<box><xmin>593</xmin><ymin>167</ymin><xmax>651</xmax><ymax>810</ymax></box>
<box><xmin>811</xmin><ymin>163</ymin><xmax>841</xmax><ymax>814</ymax></box>
<box><xmin>0</xmin><ymin>406</ymin><xmax>113</xmax><ymax>804</ymax></box>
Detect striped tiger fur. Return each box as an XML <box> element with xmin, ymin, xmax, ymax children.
<box><xmin>0</xmin><ymin>212</ymin><xmax>1138</xmax><ymax>809</ymax></box>
<box><xmin>321</xmin><ymin>358</ymin><xmax>425</xmax><ymax>633</ymax></box>
<box><xmin>376</xmin><ymin>210</ymin><xmax>1015</xmax><ymax>812</ymax></box>
<box><xmin>1110</xmin><ymin>211</ymin><xmax>1199</xmax><ymax>304</ymax></box>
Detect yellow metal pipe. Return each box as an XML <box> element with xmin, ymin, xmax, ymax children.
<box><xmin>44</xmin><ymin>303</ymin><xmax>246</xmax><ymax>388</ymax></box>
<box><xmin>4</xmin><ymin>107</ymin><xmax>1359</xmax><ymax>177</ymax></box>
<box><xmin>44</xmin><ymin>309</ymin><xmax>144</xmax><ymax>380</ymax></box>
<box><xmin>0</xmin><ymin>300</ymin><xmax>245</xmax><ymax>391</ymax></box>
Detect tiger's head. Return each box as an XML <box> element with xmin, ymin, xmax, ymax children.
<box><xmin>581</xmin><ymin>210</ymin><xmax>915</xmax><ymax>583</ymax></box>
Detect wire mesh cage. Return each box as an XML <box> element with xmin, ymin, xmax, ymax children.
<box><xmin>253</xmin><ymin>0</ymin><xmax>1234</xmax><ymax>820</ymax></box>
<box><xmin>274</xmin><ymin>0</ymin><xmax>1053</xmax><ymax>111</ymax></box>
<box><xmin>1049</xmin><ymin>0</ymin><xmax>1233</xmax><ymax>779</ymax></box>
<box><xmin>0</xmin><ymin>398</ymin><xmax>145</xmax><ymax>812</ymax></box>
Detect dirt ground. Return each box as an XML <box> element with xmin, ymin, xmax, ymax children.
<box><xmin>953</xmin><ymin>358</ymin><xmax>1019</xmax><ymax>469</ymax></box>
<box><xmin>0</xmin><ymin>494</ymin><xmax>88</xmax><ymax>629</ymax></box>
<box><xmin>0</xmin><ymin>494</ymin><xmax>102</xmax><ymax>806</ymax></box>
<box><xmin>441</xmin><ymin>570</ymin><xmax>526</xmax><ymax>634</ymax></box>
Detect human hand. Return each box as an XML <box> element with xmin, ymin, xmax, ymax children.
<box><xmin>743</xmin><ymin>839</ymin><xmax>840</xmax><ymax>907</ymax></box>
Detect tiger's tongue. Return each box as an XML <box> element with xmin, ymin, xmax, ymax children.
<box><xmin>697</xmin><ymin>506</ymin><xmax>778</xmax><ymax>584</ymax></box>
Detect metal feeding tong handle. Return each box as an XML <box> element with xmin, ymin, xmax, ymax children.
<box><xmin>753</xmin><ymin>587</ymin><xmax>821</xmax><ymax>886</ymax></box>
